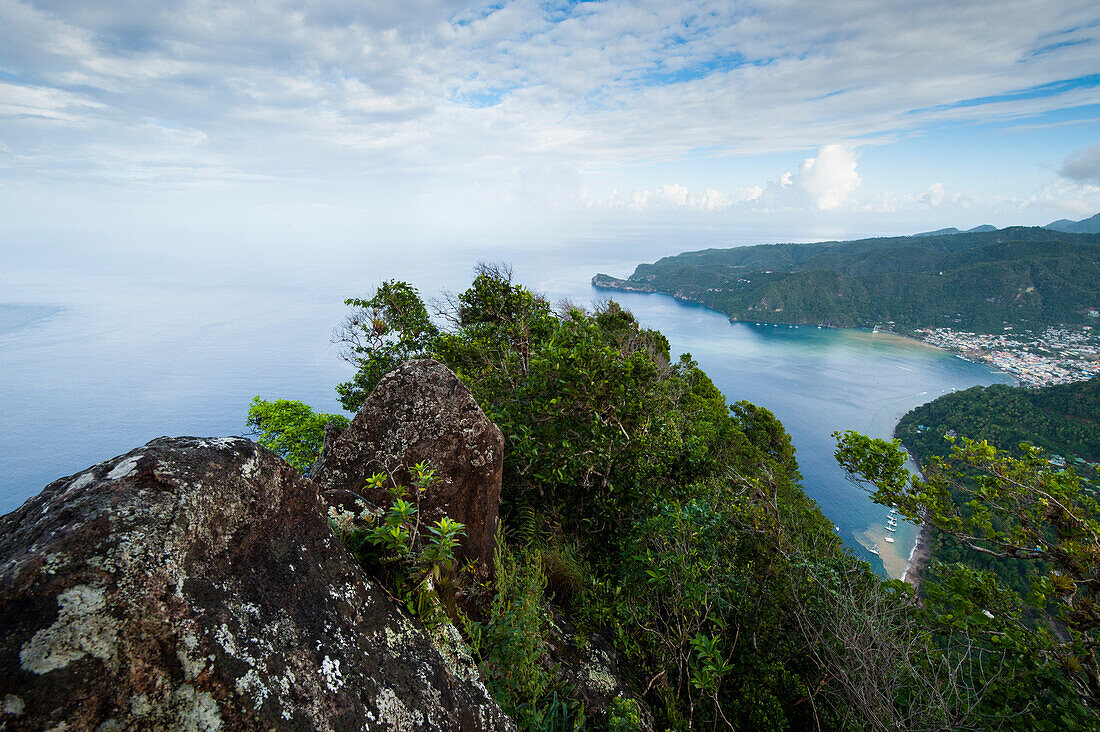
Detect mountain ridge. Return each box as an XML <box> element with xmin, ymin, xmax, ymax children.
<box><xmin>593</xmin><ymin>226</ymin><xmax>1100</xmax><ymax>333</ymax></box>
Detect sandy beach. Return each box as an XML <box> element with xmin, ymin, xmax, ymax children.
<box><xmin>901</xmin><ymin>522</ymin><xmax>932</xmax><ymax>592</ymax></box>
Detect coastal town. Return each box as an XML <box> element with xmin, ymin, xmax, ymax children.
<box><xmin>912</xmin><ymin>324</ymin><xmax>1100</xmax><ymax>387</ymax></box>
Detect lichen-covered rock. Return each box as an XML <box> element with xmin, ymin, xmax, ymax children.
<box><xmin>310</xmin><ymin>360</ymin><xmax>504</xmax><ymax>578</ymax></box>
<box><xmin>547</xmin><ymin>617</ymin><xmax>653</xmax><ymax>731</ymax></box>
<box><xmin>0</xmin><ymin>437</ymin><xmax>513</xmax><ymax>731</ymax></box>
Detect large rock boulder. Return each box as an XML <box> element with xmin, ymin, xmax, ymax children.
<box><xmin>311</xmin><ymin>360</ymin><xmax>504</xmax><ymax>578</ymax></box>
<box><xmin>0</xmin><ymin>437</ymin><xmax>513</xmax><ymax>731</ymax></box>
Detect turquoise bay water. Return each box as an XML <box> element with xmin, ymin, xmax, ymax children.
<box><xmin>0</xmin><ymin>238</ymin><xmax>1010</xmax><ymax>576</ymax></box>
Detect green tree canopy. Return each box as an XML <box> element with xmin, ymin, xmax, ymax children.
<box><xmin>246</xmin><ymin>397</ymin><xmax>348</xmax><ymax>473</ymax></box>
<box><xmin>836</xmin><ymin>431</ymin><xmax>1100</xmax><ymax>719</ymax></box>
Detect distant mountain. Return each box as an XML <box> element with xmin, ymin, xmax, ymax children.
<box><xmin>914</xmin><ymin>224</ymin><xmax>998</xmax><ymax>237</ymax></box>
<box><xmin>593</xmin><ymin>227</ymin><xmax>1100</xmax><ymax>333</ymax></box>
<box><xmin>1044</xmin><ymin>212</ymin><xmax>1100</xmax><ymax>234</ymax></box>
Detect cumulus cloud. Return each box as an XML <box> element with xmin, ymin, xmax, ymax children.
<box><xmin>917</xmin><ymin>182</ymin><xmax>973</xmax><ymax>209</ymax></box>
<box><xmin>1023</xmin><ymin>178</ymin><xmax>1100</xmax><ymax>216</ymax></box>
<box><xmin>584</xmin><ymin>145</ymin><xmax>861</xmax><ymax>214</ymax></box>
<box><xmin>1059</xmin><ymin>142</ymin><xmax>1100</xmax><ymax>185</ymax></box>
<box><xmin>795</xmin><ymin>145</ymin><xmax>861</xmax><ymax>210</ymax></box>
<box><xmin>750</xmin><ymin>145</ymin><xmax>861</xmax><ymax>211</ymax></box>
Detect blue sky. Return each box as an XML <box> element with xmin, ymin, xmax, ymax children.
<box><xmin>1</xmin><ymin>0</ymin><xmax>1099</xmax><ymax>249</ymax></box>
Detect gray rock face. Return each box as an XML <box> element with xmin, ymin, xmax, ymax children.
<box><xmin>548</xmin><ymin>618</ymin><xmax>652</xmax><ymax>730</ymax></box>
<box><xmin>0</xmin><ymin>436</ymin><xmax>513</xmax><ymax>731</ymax></box>
<box><xmin>311</xmin><ymin>360</ymin><xmax>504</xmax><ymax>579</ymax></box>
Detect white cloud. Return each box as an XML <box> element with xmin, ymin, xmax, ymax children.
<box><xmin>748</xmin><ymin>145</ymin><xmax>861</xmax><ymax>211</ymax></box>
<box><xmin>795</xmin><ymin>145</ymin><xmax>861</xmax><ymax>210</ymax></box>
<box><xmin>584</xmin><ymin>182</ymin><xmax>760</xmax><ymax>212</ymax></box>
<box><xmin>1023</xmin><ymin>178</ymin><xmax>1100</xmax><ymax>216</ymax></box>
<box><xmin>3</xmin><ymin>2</ymin><xmax>1099</xmax><ymax>170</ymax></box>
<box><xmin>583</xmin><ymin>145</ymin><xmax>863</xmax><ymax>214</ymax></box>
<box><xmin>0</xmin><ymin>81</ymin><xmax>104</xmax><ymax>123</ymax></box>
<box><xmin>0</xmin><ymin>0</ymin><xmax>1098</xmax><ymax>233</ymax></box>
<box><xmin>921</xmin><ymin>182</ymin><xmax>948</xmax><ymax>208</ymax></box>
<box><xmin>915</xmin><ymin>183</ymin><xmax>974</xmax><ymax>210</ymax></box>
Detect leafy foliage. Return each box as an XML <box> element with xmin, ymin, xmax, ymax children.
<box><xmin>898</xmin><ymin>379</ymin><xmax>1100</xmax><ymax>468</ymax></box>
<box><xmin>329</xmin><ymin>464</ymin><xmax>467</xmax><ymax>625</ymax></box>
<box><xmin>334</xmin><ymin>280</ymin><xmax>439</xmax><ymax>411</ymax></box>
<box><xmin>895</xmin><ymin>379</ymin><xmax>1099</xmax><ymax>599</ymax></box>
<box><xmin>261</xmin><ymin>264</ymin><xmax>1100</xmax><ymax>729</ymax></box>
<box><xmin>246</xmin><ymin>396</ymin><xmax>348</xmax><ymax>473</ymax></box>
<box><xmin>461</xmin><ymin>542</ymin><xmax>579</xmax><ymax>730</ymax></box>
<box><xmin>836</xmin><ymin>431</ymin><xmax>1100</xmax><ymax>722</ymax></box>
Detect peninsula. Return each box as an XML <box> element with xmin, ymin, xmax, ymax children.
<box><xmin>594</xmin><ymin>225</ymin><xmax>1100</xmax><ymax>387</ymax></box>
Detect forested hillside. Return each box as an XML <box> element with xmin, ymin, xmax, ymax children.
<box><xmin>898</xmin><ymin>378</ymin><xmax>1100</xmax><ymax>468</ymax></box>
<box><xmin>594</xmin><ymin>227</ymin><xmax>1100</xmax><ymax>333</ymax></box>
<box><xmin>893</xmin><ymin>378</ymin><xmax>1099</xmax><ymax>603</ymax></box>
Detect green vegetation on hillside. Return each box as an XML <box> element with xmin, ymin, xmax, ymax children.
<box><xmin>893</xmin><ymin>379</ymin><xmax>1099</xmax><ymax>599</ymax></box>
<box><xmin>253</xmin><ymin>265</ymin><xmax>1099</xmax><ymax>729</ymax></box>
<box><xmin>837</xmin><ymin>432</ymin><xmax>1100</xmax><ymax>723</ymax></box>
<box><xmin>898</xmin><ymin>379</ymin><xmax>1100</xmax><ymax>468</ymax></box>
<box><xmin>594</xmin><ymin>227</ymin><xmax>1100</xmax><ymax>333</ymax></box>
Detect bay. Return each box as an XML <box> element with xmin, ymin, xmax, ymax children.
<box><xmin>0</xmin><ymin>233</ymin><xmax>1010</xmax><ymax>576</ymax></box>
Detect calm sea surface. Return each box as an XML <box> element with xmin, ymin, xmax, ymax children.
<box><xmin>0</xmin><ymin>234</ymin><xmax>1010</xmax><ymax>576</ymax></box>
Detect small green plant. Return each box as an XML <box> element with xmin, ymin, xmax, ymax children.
<box><xmin>607</xmin><ymin>695</ymin><xmax>640</xmax><ymax>732</ymax></box>
<box><xmin>688</xmin><ymin>633</ymin><xmax>735</xmax><ymax>696</ymax></box>
<box><xmin>329</xmin><ymin>463</ymin><xmax>466</xmax><ymax>626</ymax></box>
<box><xmin>464</xmin><ymin>541</ymin><xmax>563</xmax><ymax>729</ymax></box>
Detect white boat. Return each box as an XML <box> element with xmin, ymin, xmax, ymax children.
<box><xmin>868</xmin><ymin>543</ymin><xmax>880</xmax><ymax>555</ymax></box>
<box><xmin>834</xmin><ymin>525</ymin><xmax>840</xmax><ymax>532</ymax></box>
<box><xmin>886</xmin><ymin>525</ymin><xmax>896</xmax><ymax>532</ymax></box>
<box><xmin>884</xmin><ymin>537</ymin><xmax>895</xmax><ymax>543</ymax></box>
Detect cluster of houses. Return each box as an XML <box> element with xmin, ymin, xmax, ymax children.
<box><xmin>913</xmin><ymin>325</ymin><xmax>1099</xmax><ymax>387</ymax></box>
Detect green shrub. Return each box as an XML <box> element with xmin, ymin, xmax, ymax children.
<box><xmin>246</xmin><ymin>397</ymin><xmax>348</xmax><ymax>473</ymax></box>
<box><xmin>606</xmin><ymin>696</ymin><xmax>640</xmax><ymax>732</ymax></box>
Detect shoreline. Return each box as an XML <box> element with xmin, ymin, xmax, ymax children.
<box><xmin>593</xmin><ymin>279</ymin><xmax>1015</xmax><ymax>371</ymax></box>
<box><xmin>901</xmin><ymin>521</ymin><xmax>931</xmax><ymax>592</ymax></box>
